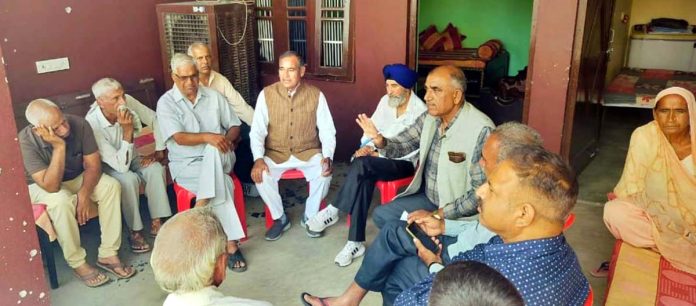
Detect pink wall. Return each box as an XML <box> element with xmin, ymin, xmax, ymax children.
<box><xmin>262</xmin><ymin>0</ymin><xmax>410</xmax><ymax>161</ymax></box>
<box><xmin>0</xmin><ymin>46</ymin><xmax>51</xmax><ymax>305</ymax></box>
<box><xmin>524</xmin><ymin>0</ymin><xmax>579</xmax><ymax>153</ymax></box>
<box><xmin>0</xmin><ymin>0</ymin><xmax>175</xmax><ymax>106</ymax></box>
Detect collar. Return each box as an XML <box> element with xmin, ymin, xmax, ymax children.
<box><xmin>201</xmin><ymin>70</ymin><xmax>220</xmax><ymax>87</ymax></box>
<box><xmin>87</xmin><ymin>103</ymin><xmax>116</xmax><ymax>128</ymax></box>
<box><xmin>483</xmin><ymin>235</ymin><xmax>567</xmax><ymax>259</ymax></box>
<box><xmin>165</xmin><ymin>286</ymin><xmax>223</xmax><ymax>304</ymax></box>
<box><xmin>287</xmin><ymin>82</ymin><xmax>302</xmax><ymax>98</ymax></box>
<box><xmin>172</xmin><ymin>85</ymin><xmax>205</xmax><ymax>105</ymax></box>
<box><xmin>436</xmin><ymin>103</ymin><xmax>466</xmax><ymax>133</ymax></box>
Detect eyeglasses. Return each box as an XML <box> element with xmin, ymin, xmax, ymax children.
<box><xmin>174</xmin><ymin>74</ymin><xmax>199</xmax><ymax>82</ymax></box>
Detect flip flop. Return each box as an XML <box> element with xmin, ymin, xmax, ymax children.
<box><xmin>129</xmin><ymin>234</ymin><xmax>151</xmax><ymax>254</ymax></box>
<box><xmin>73</xmin><ymin>269</ymin><xmax>110</xmax><ymax>288</ymax></box>
<box><xmin>96</xmin><ymin>261</ymin><xmax>137</xmax><ymax>279</ymax></box>
<box><xmin>228</xmin><ymin>250</ymin><xmax>247</xmax><ymax>273</ymax></box>
<box><xmin>301</xmin><ymin>292</ymin><xmax>329</xmax><ymax>306</ymax></box>
<box><xmin>591</xmin><ymin>261</ymin><xmax>610</xmax><ymax>278</ymax></box>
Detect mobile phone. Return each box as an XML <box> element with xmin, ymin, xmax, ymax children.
<box><xmin>405</xmin><ymin>222</ymin><xmax>440</xmax><ymax>253</ymax></box>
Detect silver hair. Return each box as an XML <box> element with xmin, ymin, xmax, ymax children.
<box><xmin>278</xmin><ymin>50</ymin><xmax>305</xmax><ymax>66</ymax></box>
<box><xmin>150</xmin><ymin>208</ymin><xmax>227</xmax><ymax>293</ymax></box>
<box><xmin>91</xmin><ymin>78</ymin><xmax>123</xmax><ymax>99</ymax></box>
<box><xmin>492</xmin><ymin>122</ymin><xmax>544</xmax><ymax>161</ymax></box>
<box><xmin>170</xmin><ymin>53</ymin><xmax>196</xmax><ymax>73</ymax></box>
<box><xmin>25</xmin><ymin>99</ymin><xmax>60</xmax><ymax>126</ymax></box>
<box><xmin>186</xmin><ymin>42</ymin><xmax>209</xmax><ymax>56</ymax></box>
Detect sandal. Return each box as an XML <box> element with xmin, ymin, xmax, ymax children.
<box><xmin>301</xmin><ymin>292</ymin><xmax>329</xmax><ymax>306</ymax></box>
<box><xmin>96</xmin><ymin>261</ymin><xmax>136</xmax><ymax>279</ymax></box>
<box><xmin>73</xmin><ymin>269</ymin><xmax>110</xmax><ymax>288</ymax></box>
<box><xmin>227</xmin><ymin>249</ymin><xmax>247</xmax><ymax>272</ymax></box>
<box><xmin>129</xmin><ymin>233</ymin><xmax>151</xmax><ymax>254</ymax></box>
<box><xmin>591</xmin><ymin>261</ymin><xmax>610</xmax><ymax>278</ymax></box>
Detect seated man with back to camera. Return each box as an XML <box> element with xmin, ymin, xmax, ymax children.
<box><xmin>19</xmin><ymin>99</ymin><xmax>135</xmax><ymax>287</ymax></box>
<box><xmin>156</xmin><ymin>53</ymin><xmax>248</xmax><ymax>272</ymax></box>
<box><xmin>151</xmin><ymin>208</ymin><xmax>272</xmax><ymax>306</ymax></box>
<box><xmin>428</xmin><ymin>260</ymin><xmax>523</xmax><ymax>306</ymax></box>
<box><xmin>86</xmin><ymin>77</ymin><xmax>172</xmax><ymax>254</ymax></box>
<box><xmin>250</xmin><ymin>50</ymin><xmax>336</xmax><ymax>241</ymax></box>
<box><xmin>306</xmin><ymin>63</ymin><xmax>427</xmax><ymax>267</ymax></box>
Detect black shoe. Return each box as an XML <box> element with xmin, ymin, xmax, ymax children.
<box><xmin>265</xmin><ymin>217</ymin><xmax>291</xmax><ymax>241</ymax></box>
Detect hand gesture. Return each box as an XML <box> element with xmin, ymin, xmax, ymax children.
<box><xmin>251</xmin><ymin>159</ymin><xmax>269</xmax><ymax>183</ymax></box>
<box><xmin>140</xmin><ymin>154</ymin><xmax>157</xmax><ymax>167</ymax></box>
<box><xmin>206</xmin><ymin>134</ymin><xmax>231</xmax><ymax>153</ymax></box>
<box><xmin>355</xmin><ymin>114</ymin><xmax>379</xmax><ymax>140</ymax></box>
<box><xmin>76</xmin><ymin>193</ymin><xmax>93</xmax><ymax>225</ymax></box>
<box><xmin>413</xmin><ymin>236</ymin><xmax>443</xmax><ymax>266</ymax></box>
<box><xmin>353</xmin><ymin>146</ymin><xmax>377</xmax><ymax>158</ymax></box>
<box><xmin>33</xmin><ymin>125</ymin><xmax>65</xmax><ymax>147</ymax></box>
<box><xmin>321</xmin><ymin>157</ymin><xmax>333</xmax><ymax>177</ymax></box>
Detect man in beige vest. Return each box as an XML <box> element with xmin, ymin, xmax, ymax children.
<box><xmin>187</xmin><ymin>42</ymin><xmax>259</xmax><ymax>198</ymax></box>
<box><xmin>250</xmin><ymin>51</ymin><xmax>336</xmax><ymax>241</ymax></box>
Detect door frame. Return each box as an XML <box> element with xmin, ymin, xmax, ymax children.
<box><xmin>406</xmin><ymin>0</ymin><xmax>590</xmax><ymax>160</ymax></box>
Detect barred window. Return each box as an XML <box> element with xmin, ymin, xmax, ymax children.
<box><xmin>255</xmin><ymin>0</ymin><xmax>354</xmax><ymax>82</ymax></box>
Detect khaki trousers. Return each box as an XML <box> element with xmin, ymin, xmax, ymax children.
<box><xmin>28</xmin><ymin>173</ymin><xmax>122</xmax><ymax>268</ymax></box>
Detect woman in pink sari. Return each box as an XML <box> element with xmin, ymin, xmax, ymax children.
<box><xmin>604</xmin><ymin>86</ymin><xmax>696</xmax><ymax>274</ymax></box>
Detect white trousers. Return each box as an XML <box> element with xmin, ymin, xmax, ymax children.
<box><xmin>256</xmin><ymin>154</ymin><xmax>331</xmax><ymax>220</ymax></box>
<box><xmin>175</xmin><ymin>144</ymin><xmax>244</xmax><ymax>240</ymax></box>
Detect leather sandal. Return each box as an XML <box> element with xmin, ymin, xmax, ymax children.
<box><xmin>227</xmin><ymin>250</ymin><xmax>247</xmax><ymax>272</ymax></box>
<box><xmin>96</xmin><ymin>261</ymin><xmax>136</xmax><ymax>279</ymax></box>
<box><xmin>73</xmin><ymin>269</ymin><xmax>110</xmax><ymax>288</ymax></box>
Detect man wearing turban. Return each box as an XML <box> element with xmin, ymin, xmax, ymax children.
<box><xmin>305</xmin><ymin>64</ymin><xmax>427</xmax><ymax>267</ymax></box>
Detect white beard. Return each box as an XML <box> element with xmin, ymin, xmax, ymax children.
<box><xmin>387</xmin><ymin>94</ymin><xmax>407</xmax><ymax>108</ymax></box>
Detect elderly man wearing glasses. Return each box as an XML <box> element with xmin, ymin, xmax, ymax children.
<box><xmin>156</xmin><ymin>53</ymin><xmax>248</xmax><ymax>272</ymax></box>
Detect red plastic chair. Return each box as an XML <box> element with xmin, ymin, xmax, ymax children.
<box><xmin>173</xmin><ymin>174</ymin><xmax>248</xmax><ymax>241</ymax></box>
<box><xmin>375</xmin><ymin>175</ymin><xmax>414</xmax><ymax>204</ymax></box>
<box><xmin>564</xmin><ymin>212</ymin><xmax>576</xmax><ymax>231</ymax></box>
<box><xmin>346</xmin><ymin>175</ymin><xmax>415</xmax><ymax>226</ymax></box>
<box><xmin>584</xmin><ymin>286</ymin><xmax>594</xmax><ymax>306</ymax></box>
<box><xmin>263</xmin><ymin>169</ymin><xmax>327</xmax><ymax>229</ymax></box>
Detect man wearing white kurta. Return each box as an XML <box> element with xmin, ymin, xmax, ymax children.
<box><xmin>156</xmin><ymin>53</ymin><xmax>247</xmax><ymax>271</ymax></box>
<box><xmin>86</xmin><ymin>78</ymin><xmax>172</xmax><ymax>254</ymax></box>
<box><xmin>250</xmin><ymin>51</ymin><xmax>336</xmax><ymax>241</ymax></box>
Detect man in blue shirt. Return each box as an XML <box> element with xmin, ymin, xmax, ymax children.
<box><xmin>395</xmin><ymin>145</ymin><xmax>589</xmax><ymax>306</ymax></box>
<box><xmin>302</xmin><ymin>145</ymin><xmax>589</xmax><ymax>305</ymax></box>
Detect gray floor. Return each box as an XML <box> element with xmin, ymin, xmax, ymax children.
<box><xmin>45</xmin><ymin>108</ymin><xmax>650</xmax><ymax>306</ymax></box>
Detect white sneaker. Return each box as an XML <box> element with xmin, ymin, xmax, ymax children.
<box><xmin>306</xmin><ymin>205</ymin><xmax>339</xmax><ymax>232</ymax></box>
<box><xmin>334</xmin><ymin>242</ymin><xmax>365</xmax><ymax>267</ymax></box>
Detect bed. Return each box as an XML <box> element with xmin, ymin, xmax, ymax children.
<box><xmin>602</xmin><ymin>68</ymin><xmax>696</xmax><ymax>108</ymax></box>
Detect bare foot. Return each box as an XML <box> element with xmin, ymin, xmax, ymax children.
<box><xmin>150</xmin><ymin>218</ymin><xmax>162</xmax><ymax>236</ymax></box>
<box><xmin>303</xmin><ymin>293</ymin><xmax>345</xmax><ymax>306</ymax></box>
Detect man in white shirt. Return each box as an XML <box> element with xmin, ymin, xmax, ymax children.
<box><xmin>157</xmin><ymin>53</ymin><xmax>247</xmax><ymax>271</ymax></box>
<box><xmin>306</xmin><ymin>64</ymin><xmax>427</xmax><ymax>267</ymax></box>
<box><xmin>151</xmin><ymin>208</ymin><xmax>272</xmax><ymax>306</ymax></box>
<box><xmin>250</xmin><ymin>51</ymin><xmax>336</xmax><ymax>241</ymax></box>
<box><xmin>85</xmin><ymin>78</ymin><xmax>172</xmax><ymax>253</ymax></box>
<box><xmin>187</xmin><ymin>42</ymin><xmax>258</xmax><ymax>197</ymax></box>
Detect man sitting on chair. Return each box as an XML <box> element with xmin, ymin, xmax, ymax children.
<box><xmin>306</xmin><ymin>63</ymin><xmax>426</xmax><ymax>267</ymax></box>
<box><xmin>86</xmin><ymin>77</ymin><xmax>172</xmax><ymax>254</ymax></box>
<box><xmin>156</xmin><ymin>53</ymin><xmax>247</xmax><ymax>272</ymax></box>
<box><xmin>250</xmin><ymin>51</ymin><xmax>336</xmax><ymax>241</ymax></box>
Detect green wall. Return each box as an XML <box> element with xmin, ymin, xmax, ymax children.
<box><xmin>418</xmin><ymin>0</ymin><xmax>533</xmax><ymax>75</ymax></box>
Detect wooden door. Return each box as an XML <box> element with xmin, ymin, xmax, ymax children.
<box><xmin>561</xmin><ymin>0</ymin><xmax>615</xmax><ymax>172</ymax></box>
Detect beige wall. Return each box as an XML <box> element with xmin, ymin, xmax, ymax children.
<box><xmin>630</xmin><ymin>0</ymin><xmax>696</xmax><ymax>28</ymax></box>
<box><xmin>606</xmin><ymin>0</ymin><xmax>633</xmax><ymax>84</ymax></box>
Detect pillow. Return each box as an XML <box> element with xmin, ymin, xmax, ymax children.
<box><xmin>420</xmin><ymin>29</ymin><xmax>446</xmax><ymax>51</ymax></box>
<box><xmin>441</xmin><ymin>23</ymin><xmax>465</xmax><ymax>51</ymax></box>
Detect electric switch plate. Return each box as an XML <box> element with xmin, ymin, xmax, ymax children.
<box><xmin>35</xmin><ymin>57</ymin><xmax>70</xmax><ymax>74</ymax></box>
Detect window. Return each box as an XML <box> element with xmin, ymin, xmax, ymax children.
<box><xmin>255</xmin><ymin>0</ymin><xmax>354</xmax><ymax>82</ymax></box>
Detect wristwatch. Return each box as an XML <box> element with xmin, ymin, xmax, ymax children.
<box><xmin>431</xmin><ymin>210</ymin><xmax>442</xmax><ymax>220</ymax></box>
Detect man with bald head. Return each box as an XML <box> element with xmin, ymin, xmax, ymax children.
<box><xmin>19</xmin><ymin>99</ymin><xmax>134</xmax><ymax>287</ymax></box>
<box><xmin>156</xmin><ymin>53</ymin><xmax>247</xmax><ymax>271</ymax></box>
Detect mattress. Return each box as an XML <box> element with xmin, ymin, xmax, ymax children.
<box><xmin>603</xmin><ymin>68</ymin><xmax>696</xmax><ymax>108</ymax></box>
